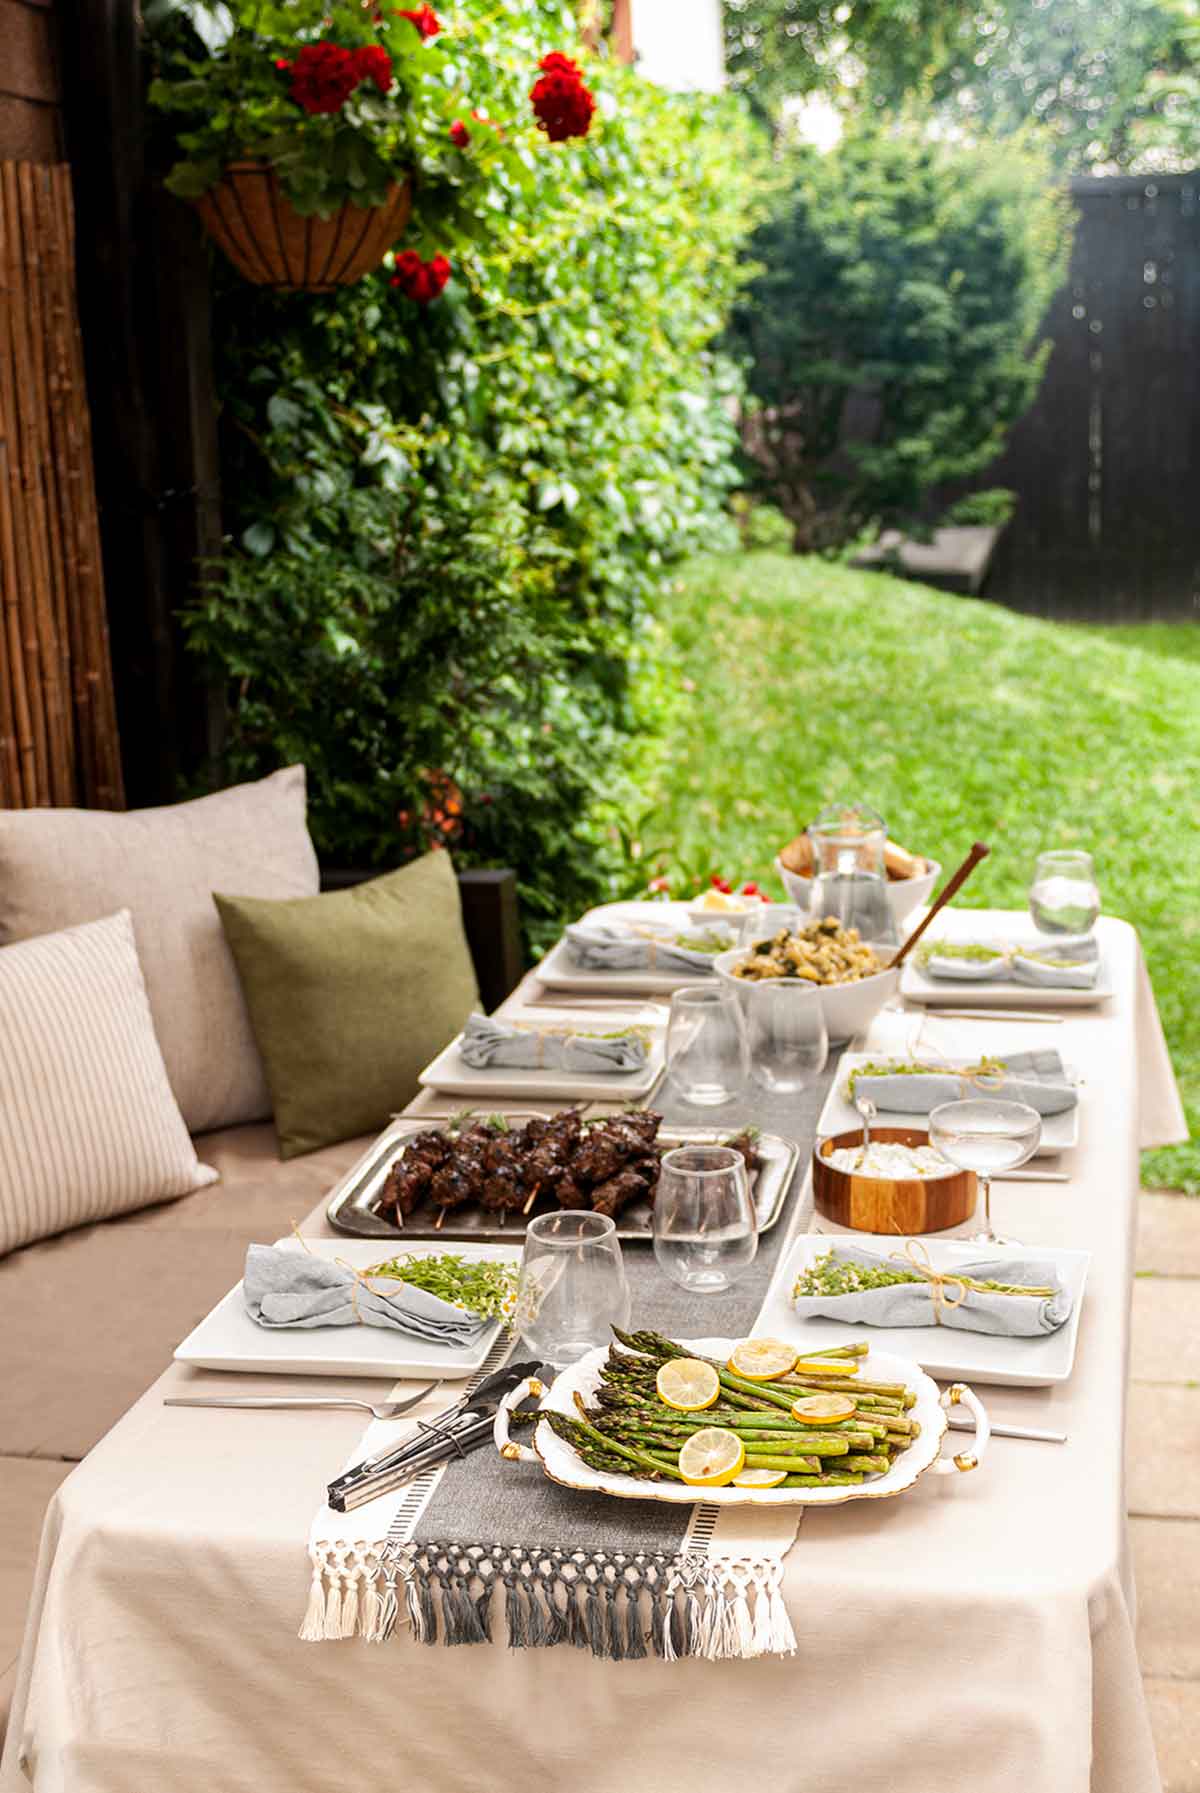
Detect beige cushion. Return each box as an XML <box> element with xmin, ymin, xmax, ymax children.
<box><xmin>0</xmin><ymin>912</ymin><xmax>218</xmax><ymax>1257</ymax></box>
<box><xmin>215</xmin><ymin>853</ymin><xmax>480</xmax><ymax>1158</ymax></box>
<box><xmin>0</xmin><ymin>1124</ymin><xmax>374</xmax><ymax>1461</ymax></box>
<box><xmin>0</xmin><ymin>765</ymin><xmax>319</xmax><ymax>1132</ymax></box>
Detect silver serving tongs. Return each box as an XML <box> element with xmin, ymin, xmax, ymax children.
<box><xmin>326</xmin><ymin>1360</ymin><xmax>543</xmax><ymax>1512</ymax></box>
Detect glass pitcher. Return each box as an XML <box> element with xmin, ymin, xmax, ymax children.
<box><xmin>808</xmin><ymin>800</ymin><xmax>898</xmax><ymax>945</ymax></box>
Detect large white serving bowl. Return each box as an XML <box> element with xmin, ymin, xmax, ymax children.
<box><xmin>774</xmin><ymin>856</ymin><xmax>941</xmax><ymax>928</ymax></box>
<box><xmin>714</xmin><ymin>945</ymin><xmax>900</xmax><ymax>1044</ymax></box>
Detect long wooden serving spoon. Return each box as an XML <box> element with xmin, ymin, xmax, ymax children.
<box><xmin>887</xmin><ymin>841</ymin><xmax>990</xmax><ymax>970</ymax></box>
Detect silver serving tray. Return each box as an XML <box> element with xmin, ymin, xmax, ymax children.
<box><xmin>325</xmin><ymin>1112</ymin><xmax>800</xmax><ymax>1244</ymax></box>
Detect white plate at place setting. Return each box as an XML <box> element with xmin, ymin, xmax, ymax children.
<box><xmin>173</xmin><ymin>1238</ymin><xmax>520</xmax><ymax>1381</ymax></box>
<box><xmin>418</xmin><ymin>1005</ymin><xmax>666</xmax><ymax>1102</ymax></box>
<box><xmin>826</xmin><ymin>1052</ymin><xmax>1081</xmax><ymax>1159</ymax></box>
<box><xmin>754</xmin><ymin>1233</ymin><xmax>1090</xmax><ymax>1388</ymax></box>
<box><xmin>535</xmin><ymin>931</ymin><xmax>729</xmax><ymax>997</ymax></box>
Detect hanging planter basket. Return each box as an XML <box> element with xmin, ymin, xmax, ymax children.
<box><xmin>192</xmin><ymin>161</ymin><xmax>414</xmax><ymax>291</ymax></box>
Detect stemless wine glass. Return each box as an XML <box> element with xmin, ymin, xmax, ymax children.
<box><xmin>653</xmin><ymin>1145</ymin><xmax>758</xmax><ymax>1293</ymax></box>
<box><xmin>738</xmin><ymin>903</ymin><xmax>808</xmax><ymax>947</ymax></box>
<box><xmin>665</xmin><ymin>985</ymin><xmax>749</xmax><ymax>1106</ymax></box>
<box><xmin>928</xmin><ymin>1099</ymin><xmax>1042</xmax><ymax>1246</ymax></box>
<box><xmin>515</xmin><ymin>1211</ymin><xmax>631</xmax><ymax>1365</ymax></box>
<box><xmin>746</xmin><ymin>979</ymin><xmax>829</xmax><ymax>1095</ymax></box>
<box><xmin>1028</xmin><ymin>849</ymin><xmax>1101</xmax><ymax>936</ymax></box>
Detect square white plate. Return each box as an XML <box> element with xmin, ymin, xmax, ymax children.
<box><xmin>827</xmin><ymin>1052</ymin><xmax>1080</xmax><ymax>1158</ymax></box>
<box><xmin>535</xmin><ymin>932</ymin><xmax>724</xmax><ymax>997</ymax></box>
<box><xmin>755</xmin><ymin>1232</ymin><xmax>1090</xmax><ymax>1387</ymax></box>
<box><xmin>173</xmin><ymin>1238</ymin><xmax>518</xmax><ymax>1381</ymax></box>
<box><xmin>418</xmin><ymin>1006</ymin><xmax>665</xmax><ymax>1101</ymax></box>
<box><xmin>900</xmin><ymin>941</ymin><xmax>1111</xmax><ymax>1010</ymax></box>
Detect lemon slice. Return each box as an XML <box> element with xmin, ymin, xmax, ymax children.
<box><xmin>732</xmin><ymin>1467</ymin><xmax>788</xmax><ymax>1488</ymax></box>
<box><xmin>727</xmin><ymin>1339</ymin><xmax>799</xmax><ymax>1381</ymax></box>
<box><xmin>655</xmin><ymin>1358</ymin><xmax>720</xmax><ymax>1412</ymax></box>
<box><xmin>792</xmin><ymin>1358</ymin><xmax>858</xmax><ymax>1378</ymax></box>
<box><xmin>678</xmin><ymin>1428</ymin><xmax>746</xmax><ymax>1487</ymax></box>
<box><xmin>790</xmin><ymin>1392</ymin><xmax>857</xmax><ymax>1425</ymax></box>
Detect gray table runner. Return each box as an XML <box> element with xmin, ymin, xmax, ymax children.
<box><xmin>379</xmin><ymin>1058</ymin><xmax>843</xmax><ymax>1660</ymax></box>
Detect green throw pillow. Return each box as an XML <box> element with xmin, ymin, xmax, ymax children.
<box><xmin>214</xmin><ymin>853</ymin><xmax>480</xmax><ymax>1158</ymax></box>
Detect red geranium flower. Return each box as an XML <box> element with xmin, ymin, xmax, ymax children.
<box><xmin>289</xmin><ymin>42</ymin><xmax>358</xmax><ymax>114</ymax></box>
<box><xmin>394</xmin><ymin>4</ymin><xmax>440</xmax><ymax>37</ymax></box>
<box><xmin>352</xmin><ymin>43</ymin><xmax>394</xmax><ymax>93</ymax></box>
<box><xmin>449</xmin><ymin>118</ymin><xmax>470</xmax><ymax>147</ymax></box>
<box><xmin>530</xmin><ymin>53</ymin><xmax>595</xmax><ymax>142</ymax></box>
<box><xmin>390</xmin><ymin>249</ymin><xmax>451</xmax><ymax>304</ymax></box>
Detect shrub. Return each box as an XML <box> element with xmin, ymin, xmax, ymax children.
<box><xmin>178</xmin><ymin>0</ymin><xmax>767</xmax><ymax>943</ymax></box>
<box><xmin>729</xmin><ymin>122</ymin><xmax>1074</xmax><ymax>550</ymax></box>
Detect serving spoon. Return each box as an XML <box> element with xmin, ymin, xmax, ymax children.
<box><xmin>888</xmin><ymin>842</ymin><xmax>991</xmax><ymax>970</ymax></box>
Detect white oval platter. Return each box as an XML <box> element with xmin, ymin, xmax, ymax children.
<box><xmin>529</xmin><ymin>1337</ymin><xmax>964</xmax><ymax>1508</ymax></box>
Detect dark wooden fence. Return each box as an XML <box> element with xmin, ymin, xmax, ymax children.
<box><xmin>982</xmin><ymin>172</ymin><xmax>1200</xmax><ymax>623</ymax></box>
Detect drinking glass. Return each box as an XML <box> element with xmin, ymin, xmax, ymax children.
<box><xmin>653</xmin><ymin>1145</ymin><xmax>758</xmax><ymax>1293</ymax></box>
<box><xmin>746</xmin><ymin>979</ymin><xmax>829</xmax><ymax>1095</ymax></box>
<box><xmin>515</xmin><ymin>1211</ymin><xmax>631</xmax><ymax>1365</ymax></box>
<box><xmin>738</xmin><ymin>903</ymin><xmax>808</xmax><ymax>947</ymax></box>
<box><xmin>928</xmin><ymin>1098</ymin><xmax>1043</xmax><ymax>1246</ymax></box>
<box><xmin>665</xmin><ymin>986</ymin><xmax>749</xmax><ymax>1106</ymax></box>
<box><xmin>1028</xmin><ymin>849</ymin><xmax>1101</xmax><ymax>936</ymax></box>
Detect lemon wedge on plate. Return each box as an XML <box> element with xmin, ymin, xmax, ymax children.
<box><xmin>678</xmin><ymin>1429</ymin><xmax>746</xmax><ymax>1487</ymax></box>
<box><xmin>790</xmin><ymin>1392</ymin><xmax>856</xmax><ymax>1425</ymax></box>
<box><xmin>792</xmin><ymin>1358</ymin><xmax>858</xmax><ymax>1378</ymax></box>
<box><xmin>656</xmin><ymin>1358</ymin><xmax>721</xmax><ymax>1412</ymax></box>
<box><xmin>726</xmin><ymin>1339</ymin><xmax>798</xmax><ymax>1381</ymax></box>
<box><xmin>732</xmin><ymin>1467</ymin><xmax>788</xmax><ymax>1488</ymax></box>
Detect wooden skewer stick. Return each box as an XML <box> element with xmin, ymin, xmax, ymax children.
<box><xmin>522</xmin><ymin>1182</ymin><xmax>543</xmax><ymax>1217</ymax></box>
<box><xmin>888</xmin><ymin>842</ymin><xmax>991</xmax><ymax>970</ymax></box>
<box><xmin>434</xmin><ymin>1207</ymin><xmax>447</xmax><ymax>1231</ymax></box>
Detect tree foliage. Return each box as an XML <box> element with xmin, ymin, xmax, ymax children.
<box><xmin>730</xmin><ymin>123</ymin><xmax>1074</xmax><ymax>549</ymax></box>
<box><xmin>723</xmin><ymin>0</ymin><xmax>1196</xmax><ymax>175</ymax></box>
<box><xmin>178</xmin><ymin>0</ymin><xmax>766</xmax><ymax>939</ymax></box>
<box><xmin>910</xmin><ymin>0</ymin><xmax>1193</xmax><ymax>174</ymax></box>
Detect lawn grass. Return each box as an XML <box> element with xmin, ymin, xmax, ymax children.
<box><xmin>639</xmin><ymin>552</ymin><xmax>1200</xmax><ymax>1190</ymax></box>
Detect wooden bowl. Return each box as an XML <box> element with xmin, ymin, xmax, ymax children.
<box><xmin>812</xmin><ymin>1126</ymin><xmax>977</xmax><ymax>1235</ymax></box>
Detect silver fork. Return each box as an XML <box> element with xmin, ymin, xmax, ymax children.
<box><xmin>163</xmin><ymin>1380</ymin><xmax>440</xmax><ymax>1420</ymax></box>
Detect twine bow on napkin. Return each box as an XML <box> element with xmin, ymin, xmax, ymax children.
<box><xmin>887</xmin><ymin>1240</ymin><xmax>968</xmax><ymax>1324</ymax></box>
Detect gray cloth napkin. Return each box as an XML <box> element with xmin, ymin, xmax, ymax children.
<box><xmin>242</xmin><ymin>1245</ymin><xmax>490</xmax><ymax>1344</ymax></box>
<box><xmin>1011</xmin><ymin>948</ymin><xmax>1100</xmax><ymax>989</ymax></box>
<box><xmin>923</xmin><ymin>934</ymin><xmax>1100</xmax><ymax>988</ymax></box>
<box><xmin>563</xmin><ymin>921</ymin><xmax>723</xmax><ymax>974</ymax></box>
<box><xmin>850</xmin><ymin>1049</ymin><xmax>1077</xmax><ymax>1117</ymax></box>
<box><xmin>791</xmin><ymin>1243</ymin><xmax>1072</xmax><ymax>1337</ymax></box>
<box><xmin>923</xmin><ymin>951</ymin><xmax>1008</xmax><ymax>981</ymax></box>
<box><xmin>458</xmin><ymin>1011</ymin><xmax>649</xmax><ymax>1073</ymax></box>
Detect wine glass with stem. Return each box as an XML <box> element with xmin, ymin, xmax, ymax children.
<box><xmin>927</xmin><ymin>1099</ymin><xmax>1042</xmax><ymax>1246</ymax></box>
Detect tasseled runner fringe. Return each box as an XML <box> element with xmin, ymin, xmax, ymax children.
<box><xmin>299</xmin><ymin>1541</ymin><xmax>795</xmax><ymax>1661</ymax></box>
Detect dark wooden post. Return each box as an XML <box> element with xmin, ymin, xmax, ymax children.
<box><xmin>56</xmin><ymin>0</ymin><xmax>224</xmax><ymax>805</ymax></box>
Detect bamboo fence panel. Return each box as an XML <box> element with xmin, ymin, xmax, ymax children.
<box><xmin>0</xmin><ymin>160</ymin><xmax>123</xmax><ymax>809</ymax></box>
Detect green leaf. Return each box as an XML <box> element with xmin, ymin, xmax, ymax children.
<box><xmin>241</xmin><ymin>521</ymin><xmax>276</xmax><ymax>557</ymax></box>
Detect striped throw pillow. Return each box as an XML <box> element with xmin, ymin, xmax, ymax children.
<box><xmin>0</xmin><ymin>911</ymin><xmax>217</xmax><ymax>1256</ymax></box>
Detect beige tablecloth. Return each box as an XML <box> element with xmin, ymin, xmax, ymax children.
<box><xmin>1</xmin><ymin>915</ymin><xmax>1185</xmax><ymax>1793</ymax></box>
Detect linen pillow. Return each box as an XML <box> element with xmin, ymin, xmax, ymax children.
<box><xmin>0</xmin><ymin>765</ymin><xmax>319</xmax><ymax>1133</ymax></box>
<box><xmin>214</xmin><ymin>853</ymin><xmax>480</xmax><ymax>1159</ymax></box>
<box><xmin>0</xmin><ymin>912</ymin><xmax>217</xmax><ymax>1256</ymax></box>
